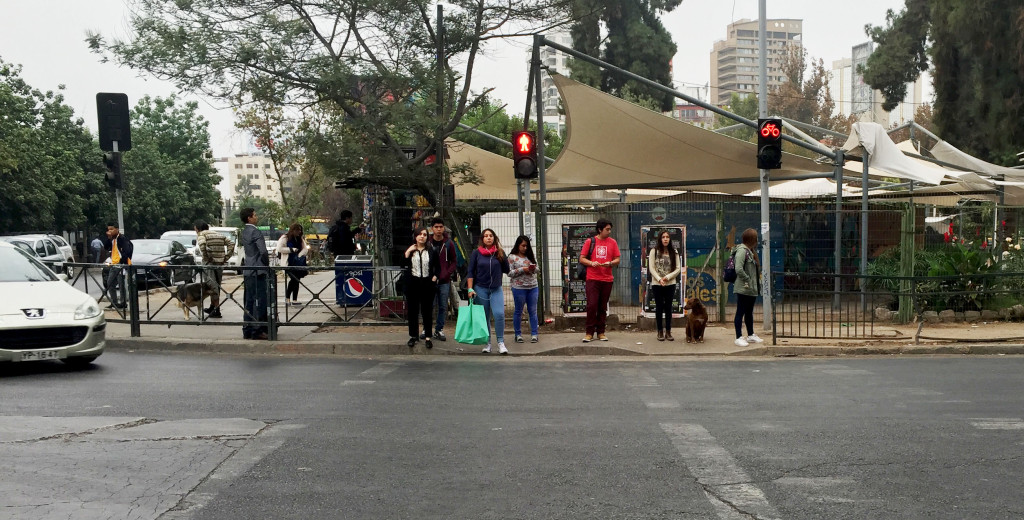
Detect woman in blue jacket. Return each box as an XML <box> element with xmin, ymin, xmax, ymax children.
<box><xmin>466</xmin><ymin>229</ymin><xmax>510</xmax><ymax>354</ymax></box>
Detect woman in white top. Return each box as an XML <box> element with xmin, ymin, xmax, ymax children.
<box><xmin>648</xmin><ymin>230</ymin><xmax>681</xmax><ymax>341</ymax></box>
<box><xmin>404</xmin><ymin>227</ymin><xmax>440</xmax><ymax>348</ymax></box>
<box><xmin>276</xmin><ymin>223</ymin><xmax>310</xmax><ymax>306</ymax></box>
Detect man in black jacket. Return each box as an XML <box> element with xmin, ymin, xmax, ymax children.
<box><xmin>104</xmin><ymin>223</ymin><xmax>133</xmax><ymax>310</ymax></box>
<box><xmin>328</xmin><ymin>210</ymin><xmax>358</xmax><ymax>257</ymax></box>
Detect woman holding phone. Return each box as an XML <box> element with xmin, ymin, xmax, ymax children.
<box><xmin>508</xmin><ymin>235</ymin><xmax>540</xmax><ymax>343</ymax></box>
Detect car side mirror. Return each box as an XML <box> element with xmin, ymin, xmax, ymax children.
<box><xmin>57</xmin><ymin>273</ymin><xmax>69</xmax><ymax>283</ymax></box>
<box><xmin>192</xmin><ymin>239</ymin><xmax>197</xmax><ymax>246</ymax></box>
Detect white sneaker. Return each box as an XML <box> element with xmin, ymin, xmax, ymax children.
<box><xmin>481</xmin><ymin>344</ymin><xmax>491</xmax><ymax>354</ymax></box>
<box><xmin>498</xmin><ymin>342</ymin><xmax>508</xmax><ymax>355</ymax></box>
<box><xmin>734</xmin><ymin>337</ymin><xmax>749</xmax><ymax>347</ymax></box>
<box><xmin>746</xmin><ymin>334</ymin><xmax>764</xmax><ymax>343</ymax></box>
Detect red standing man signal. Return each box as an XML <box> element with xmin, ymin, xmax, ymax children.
<box><xmin>512</xmin><ymin>130</ymin><xmax>539</xmax><ymax>179</ymax></box>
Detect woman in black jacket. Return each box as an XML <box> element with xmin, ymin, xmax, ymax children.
<box><xmin>404</xmin><ymin>227</ymin><xmax>440</xmax><ymax>348</ymax></box>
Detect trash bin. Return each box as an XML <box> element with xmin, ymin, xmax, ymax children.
<box><xmin>334</xmin><ymin>255</ymin><xmax>373</xmax><ymax>306</ymax></box>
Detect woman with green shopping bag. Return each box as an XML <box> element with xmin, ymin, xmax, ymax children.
<box><xmin>464</xmin><ymin>229</ymin><xmax>510</xmax><ymax>354</ymax></box>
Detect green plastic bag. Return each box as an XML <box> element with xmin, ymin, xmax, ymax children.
<box><xmin>454</xmin><ymin>301</ymin><xmax>490</xmax><ymax>345</ymax></box>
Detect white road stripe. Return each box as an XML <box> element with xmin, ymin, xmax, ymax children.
<box><xmin>341</xmin><ymin>362</ymin><xmax>404</xmax><ymax>385</ymax></box>
<box><xmin>661</xmin><ymin>423</ymin><xmax>781</xmax><ymax>520</ymax></box>
<box><xmin>970</xmin><ymin>418</ymin><xmax>1024</xmax><ymax>430</ymax></box>
<box><xmin>619</xmin><ymin>368</ymin><xmax>660</xmax><ymax>387</ymax></box>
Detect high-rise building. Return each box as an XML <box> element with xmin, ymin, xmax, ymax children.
<box><xmin>709</xmin><ymin>19</ymin><xmax>803</xmax><ymax>106</ymax></box>
<box><xmin>841</xmin><ymin>42</ymin><xmax>923</xmax><ymax>126</ymax></box>
<box><xmin>538</xmin><ymin>31</ymin><xmax>572</xmax><ymax>135</ymax></box>
<box><xmin>829</xmin><ymin>58</ymin><xmax>853</xmax><ymax>119</ymax></box>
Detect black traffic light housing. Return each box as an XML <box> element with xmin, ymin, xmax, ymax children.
<box><xmin>103</xmin><ymin>152</ymin><xmax>123</xmax><ymax>190</ymax></box>
<box><xmin>96</xmin><ymin>93</ymin><xmax>132</xmax><ymax>152</ymax></box>
<box><xmin>757</xmin><ymin>118</ymin><xmax>783</xmax><ymax>170</ymax></box>
<box><xmin>512</xmin><ymin>130</ymin><xmax>538</xmax><ymax>179</ymax></box>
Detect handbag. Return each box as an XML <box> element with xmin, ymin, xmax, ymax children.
<box><xmin>454</xmin><ymin>299</ymin><xmax>490</xmax><ymax>345</ymax></box>
<box><xmin>575</xmin><ymin>237</ymin><xmax>594</xmax><ymax>280</ymax></box>
<box><xmin>292</xmin><ymin>254</ymin><xmax>308</xmax><ymax>278</ymax></box>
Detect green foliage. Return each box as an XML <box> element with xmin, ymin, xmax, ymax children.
<box><xmin>225</xmin><ymin>197</ymin><xmax>285</xmax><ymax>229</ymax></box>
<box><xmin>569</xmin><ymin>0</ymin><xmax>680</xmax><ymax>111</ymax></box>
<box><xmin>0</xmin><ymin>60</ymin><xmax>93</xmax><ymax>232</ymax></box>
<box><xmin>88</xmin><ymin>0</ymin><xmax>573</xmax><ymax>205</ymax></box>
<box><xmin>713</xmin><ymin>93</ymin><xmax>758</xmax><ymax>142</ymax></box>
<box><xmin>861</xmin><ymin>0</ymin><xmax>1024</xmax><ymax>165</ymax></box>
<box><xmin>119</xmin><ymin>95</ymin><xmax>222</xmax><ymax>238</ymax></box>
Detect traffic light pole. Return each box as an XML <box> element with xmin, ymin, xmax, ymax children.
<box><xmin>114</xmin><ymin>141</ymin><xmax>125</xmax><ymax>233</ymax></box>
<box><xmin>757</xmin><ymin>0</ymin><xmax>772</xmax><ymax>329</ymax></box>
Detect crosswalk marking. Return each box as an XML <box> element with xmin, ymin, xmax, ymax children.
<box><xmin>970</xmin><ymin>418</ymin><xmax>1024</xmax><ymax>430</ymax></box>
<box><xmin>661</xmin><ymin>423</ymin><xmax>782</xmax><ymax>520</ymax></box>
<box><xmin>341</xmin><ymin>362</ymin><xmax>404</xmax><ymax>386</ymax></box>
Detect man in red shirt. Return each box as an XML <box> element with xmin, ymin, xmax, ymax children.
<box><xmin>580</xmin><ymin>219</ymin><xmax>620</xmax><ymax>342</ymax></box>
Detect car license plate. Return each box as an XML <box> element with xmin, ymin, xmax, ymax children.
<box><xmin>18</xmin><ymin>350</ymin><xmax>60</xmax><ymax>362</ymax></box>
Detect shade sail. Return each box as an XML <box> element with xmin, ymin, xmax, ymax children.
<box><xmin>545</xmin><ymin>74</ymin><xmax>832</xmax><ymax>195</ymax></box>
<box><xmin>840</xmin><ymin>122</ymin><xmax>947</xmax><ymax>185</ymax></box>
<box><xmin>930</xmin><ymin>140</ymin><xmax>1024</xmax><ymax>181</ymax></box>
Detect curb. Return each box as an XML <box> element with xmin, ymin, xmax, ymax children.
<box><xmin>106</xmin><ymin>339</ymin><xmax>1024</xmax><ymax>357</ymax></box>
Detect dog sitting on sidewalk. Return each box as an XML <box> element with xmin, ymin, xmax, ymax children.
<box><xmin>683</xmin><ymin>297</ymin><xmax>708</xmax><ymax>343</ymax></box>
<box><xmin>168</xmin><ymin>282</ymin><xmax>218</xmax><ymax>320</ymax></box>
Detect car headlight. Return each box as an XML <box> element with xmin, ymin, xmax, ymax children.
<box><xmin>75</xmin><ymin>299</ymin><xmax>102</xmax><ymax>320</ymax></box>
<box><xmin>158</xmin><ymin>261</ymin><xmax>168</xmax><ymax>267</ymax></box>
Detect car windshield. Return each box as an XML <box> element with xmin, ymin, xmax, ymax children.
<box><xmin>134</xmin><ymin>241</ymin><xmax>171</xmax><ymax>255</ymax></box>
<box><xmin>161</xmin><ymin>232</ymin><xmax>197</xmax><ymax>244</ymax></box>
<box><xmin>0</xmin><ymin>247</ymin><xmax>58</xmax><ymax>282</ymax></box>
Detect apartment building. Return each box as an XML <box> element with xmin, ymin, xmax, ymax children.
<box><xmin>709</xmin><ymin>19</ymin><xmax>803</xmax><ymax>106</ymax></box>
<box><xmin>225</xmin><ymin>153</ymin><xmax>296</xmax><ymax>204</ymax></box>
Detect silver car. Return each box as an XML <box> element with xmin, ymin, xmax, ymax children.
<box><xmin>0</xmin><ymin>241</ymin><xmax>105</xmax><ymax>365</ymax></box>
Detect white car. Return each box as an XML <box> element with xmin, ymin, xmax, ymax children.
<box><xmin>0</xmin><ymin>241</ymin><xmax>105</xmax><ymax>365</ymax></box>
<box><xmin>1</xmin><ymin>234</ymin><xmax>74</xmax><ymax>277</ymax></box>
<box><xmin>160</xmin><ymin>230</ymin><xmax>203</xmax><ymax>265</ymax></box>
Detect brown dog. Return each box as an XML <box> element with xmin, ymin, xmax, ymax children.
<box><xmin>683</xmin><ymin>297</ymin><xmax>708</xmax><ymax>343</ymax></box>
<box><xmin>168</xmin><ymin>282</ymin><xmax>218</xmax><ymax>320</ymax></box>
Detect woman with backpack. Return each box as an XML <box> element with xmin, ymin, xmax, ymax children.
<box><xmin>277</xmin><ymin>223</ymin><xmax>310</xmax><ymax>306</ymax></box>
<box><xmin>648</xmin><ymin>230</ymin><xmax>681</xmax><ymax>341</ymax></box>
<box><xmin>731</xmin><ymin>228</ymin><xmax>764</xmax><ymax>347</ymax></box>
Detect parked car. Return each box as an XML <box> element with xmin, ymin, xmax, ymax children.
<box><xmin>0</xmin><ymin>241</ymin><xmax>105</xmax><ymax>365</ymax></box>
<box><xmin>103</xmin><ymin>239</ymin><xmax>195</xmax><ymax>287</ymax></box>
<box><xmin>45</xmin><ymin>234</ymin><xmax>76</xmax><ymax>263</ymax></box>
<box><xmin>0</xmin><ymin>235</ymin><xmax>71</xmax><ymax>277</ymax></box>
<box><xmin>159</xmin><ymin>230</ymin><xmax>202</xmax><ymax>264</ymax></box>
<box><xmin>209</xmin><ymin>227</ymin><xmax>243</xmax><ymax>273</ymax></box>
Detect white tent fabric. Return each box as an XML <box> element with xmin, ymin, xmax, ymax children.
<box><xmin>446</xmin><ymin>139</ymin><xmax>663</xmax><ymax>203</ymax></box>
<box><xmin>546</xmin><ymin>74</ymin><xmax>832</xmax><ymax>195</ymax></box>
<box><xmin>930</xmin><ymin>140</ymin><xmax>1024</xmax><ymax>181</ymax></box>
<box><xmin>840</xmin><ymin>122</ymin><xmax>947</xmax><ymax>185</ymax></box>
<box><xmin>744</xmin><ymin>178</ymin><xmax>858</xmax><ymax>199</ymax></box>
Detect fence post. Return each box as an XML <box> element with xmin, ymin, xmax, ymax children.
<box><xmin>898</xmin><ymin>202</ymin><xmax>915</xmax><ymax>323</ymax></box>
<box><xmin>716</xmin><ymin>201</ymin><xmax>726</xmax><ymax>322</ymax></box>
<box><xmin>267</xmin><ymin>267</ymin><xmax>278</xmax><ymax>340</ymax></box>
<box><xmin>128</xmin><ymin>265</ymin><xmax>141</xmax><ymax>337</ymax></box>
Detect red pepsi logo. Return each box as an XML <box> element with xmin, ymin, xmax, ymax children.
<box><xmin>343</xmin><ymin>277</ymin><xmax>365</xmax><ymax>298</ymax></box>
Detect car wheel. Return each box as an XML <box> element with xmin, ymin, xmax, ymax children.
<box><xmin>62</xmin><ymin>356</ymin><xmax>98</xmax><ymax>367</ymax></box>
<box><xmin>65</xmin><ymin>264</ymin><xmax>75</xmax><ymax>278</ymax></box>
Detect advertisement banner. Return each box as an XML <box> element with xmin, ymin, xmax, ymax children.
<box><xmin>561</xmin><ymin>223</ymin><xmax>596</xmax><ymax>317</ymax></box>
<box><xmin>640</xmin><ymin>225</ymin><xmax>687</xmax><ymax>318</ymax></box>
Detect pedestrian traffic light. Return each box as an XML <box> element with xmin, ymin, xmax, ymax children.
<box><xmin>512</xmin><ymin>130</ymin><xmax>538</xmax><ymax>179</ymax></box>
<box><xmin>103</xmin><ymin>152</ymin><xmax>122</xmax><ymax>190</ymax></box>
<box><xmin>757</xmin><ymin>118</ymin><xmax>783</xmax><ymax>170</ymax></box>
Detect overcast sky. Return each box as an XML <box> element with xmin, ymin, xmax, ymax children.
<box><xmin>1</xmin><ymin>0</ymin><xmax>915</xmax><ymax>162</ymax></box>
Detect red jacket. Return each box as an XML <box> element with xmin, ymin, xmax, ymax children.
<box><xmin>430</xmin><ymin>234</ymin><xmax>457</xmax><ymax>283</ymax></box>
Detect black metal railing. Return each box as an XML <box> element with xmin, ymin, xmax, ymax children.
<box><xmin>63</xmin><ymin>262</ymin><xmax>409</xmax><ymax>339</ymax></box>
<box><xmin>773</xmin><ymin>271</ymin><xmax>1024</xmax><ymax>343</ymax></box>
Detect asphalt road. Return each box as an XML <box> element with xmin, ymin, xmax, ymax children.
<box><xmin>3</xmin><ymin>353</ymin><xmax>1023</xmax><ymax>519</ymax></box>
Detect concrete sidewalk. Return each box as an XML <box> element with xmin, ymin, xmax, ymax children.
<box><xmin>104</xmin><ymin>319</ymin><xmax>1024</xmax><ymax>358</ymax></box>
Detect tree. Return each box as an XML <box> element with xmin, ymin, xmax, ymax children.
<box><xmin>713</xmin><ymin>93</ymin><xmax>759</xmax><ymax>142</ymax></box>
<box><xmin>118</xmin><ymin>95</ymin><xmax>222</xmax><ymax>237</ymax></box>
<box><xmin>860</xmin><ymin>0</ymin><xmax>1024</xmax><ymax>165</ymax></box>
<box><xmin>88</xmin><ymin>0</ymin><xmax>572</xmax><ymax>206</ymax></box>
<box><xmin>0</xmin><ymin>60</ymin><xmax>94</xmax><ymax>233</ymax></box>
<box><xmin>569</xmin><ymin>0</ymin><xmax>681</xmax><ymax>111</ymax></box>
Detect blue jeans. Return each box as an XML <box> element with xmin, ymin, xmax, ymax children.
<box><xmin>434</xmin><ymin>282</ymin><xmax>450</xmax><ymax>332</ymax></box>
<box><xmin>512</xmin><ymin>286</ymin><xmax>539</xmax><ymax>336</ymax></box>
<box><xmin>473</xmin><ymin>285</ymin><xmax>505</xmax><ymax>343</ymax></box>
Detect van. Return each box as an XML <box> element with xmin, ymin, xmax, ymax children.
<box><xmin>209</xmin><ymin>227</ymin><xmax>244</xmax><ymax>273</ymax></box>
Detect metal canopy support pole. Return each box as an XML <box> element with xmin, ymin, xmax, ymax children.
<box><xmin>861</xmin><ymin>151</ymin><xmax>870</xmax><ymax>312</ymax></box>
<box><xmin>533</xmin><ymin>34</ymin><xmax>549</xmax><ymax>321</ymax></box>
<box><xmin>757</xmin><ymin>0</ymin><xmax>772</xmax><ymax>329</ymax></box>
<box><xmin>833</xmin><ymin>149</ymin><xmax>844</xmax><ymax>310</ymax></box>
